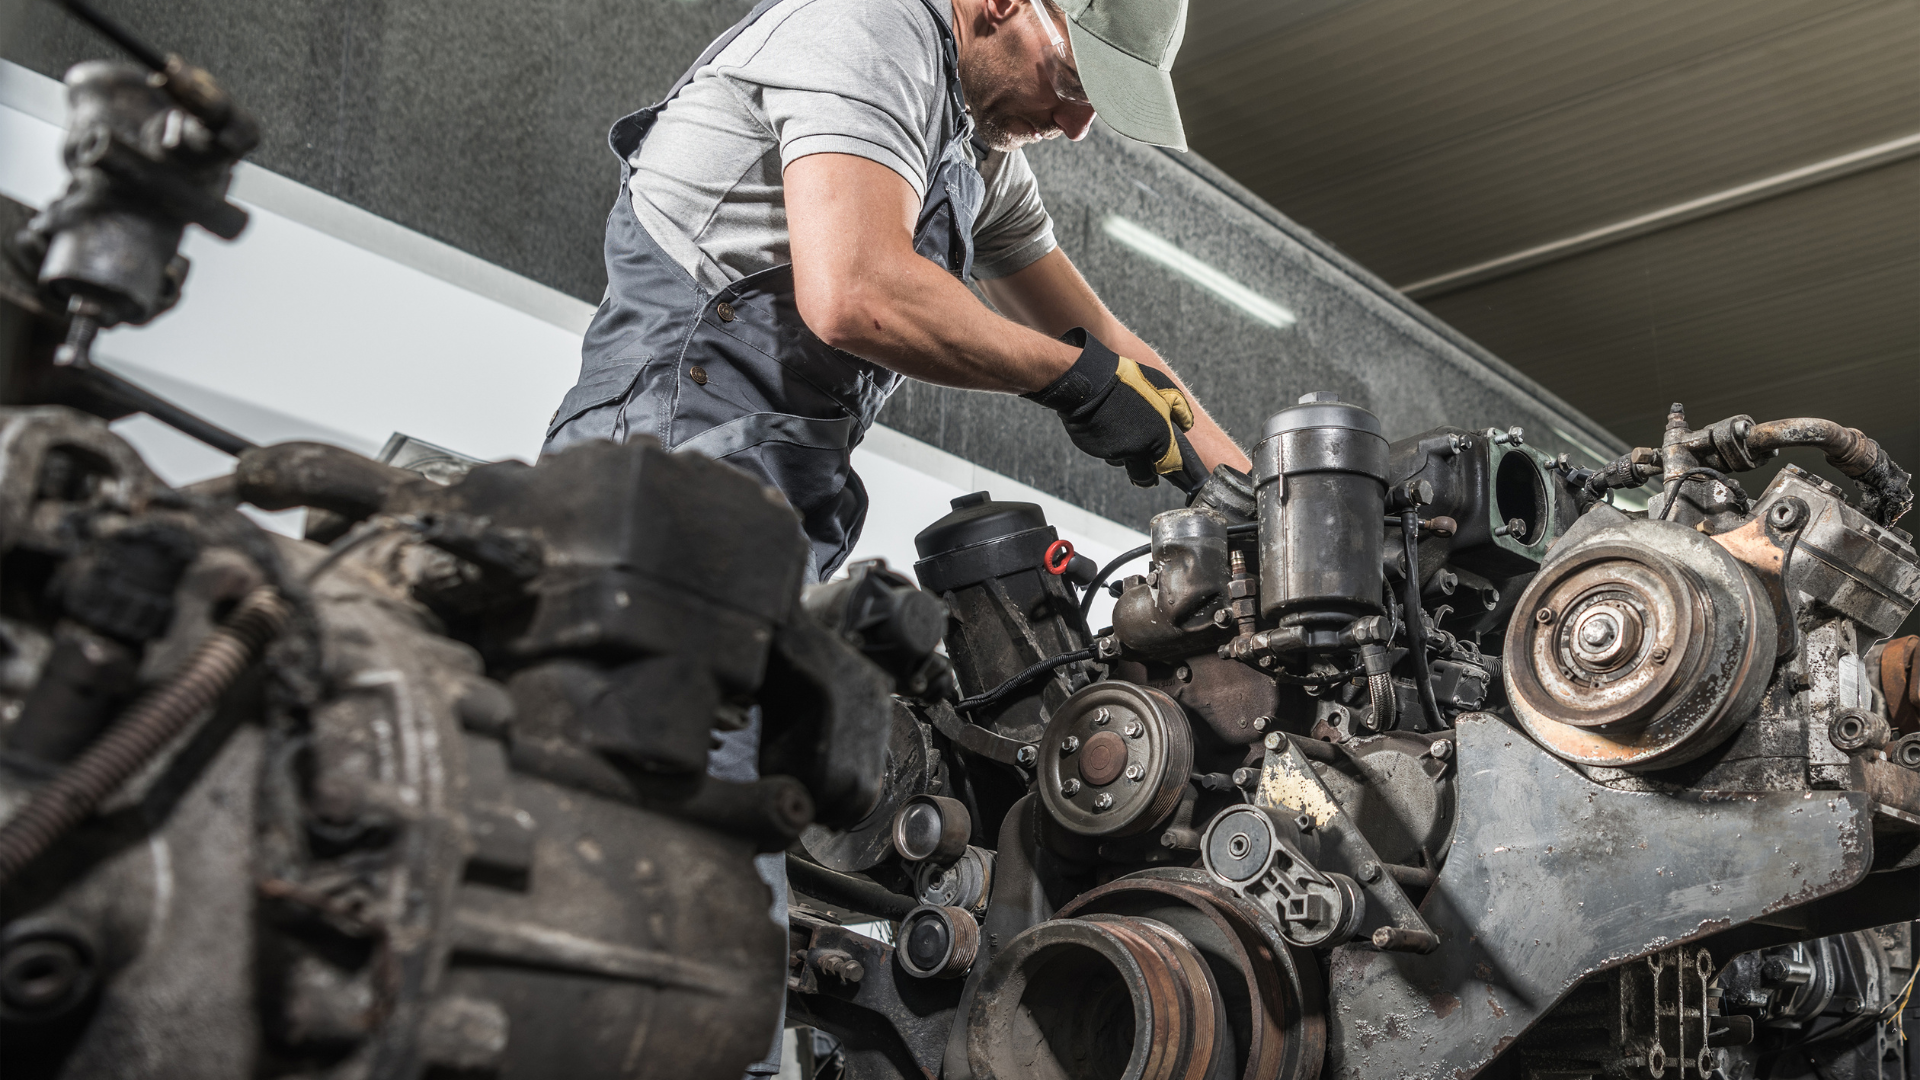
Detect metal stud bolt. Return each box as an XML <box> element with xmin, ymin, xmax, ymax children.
<box><xmin>1124</xmin><ymin>721</ymin><xmax>1143</xmax><ymax>738</ymax></box>
<box><xmin>1092</xmin><ymin>708</ymin><xmax>1111</xmax><ymax>725</ymax></box>
<box><xmin>1124</xmin><ymin>763</ymin><xmax>1144</xmax><ymax>782</ymax></box>
<box><xmin>1061</xmin><ymin>779</ymin><xmax>1081</xmax><ymax>796</ymax></box>
<box><xmin>1093</xmin><ymin>793</ymin><xmax>1113</xmax><ymax>811</ymax></box>
<box><xmin>1062</xmin><ymin>735</ymin><xmax>1080</xmax><ymax>754</ymax></box>
<box><xmin>1016</xmin><ymin>744</ymin><xmax>1038</xmax><ymax>767</ymax></box>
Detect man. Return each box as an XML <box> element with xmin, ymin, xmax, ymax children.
<box><xmin>545</xmin><ymin>0</ymin><xmax>1248</xmax><ymax>583</ymax></box>
<box><xmin>543</xmin><ymin>0</ymin><xmax>1242</xmax><ymax>1072</ymax></box>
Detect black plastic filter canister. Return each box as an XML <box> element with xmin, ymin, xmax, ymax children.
<box><xmin>1254</xmin><ymin>392</ymin><xmax>1389</xmax><ymax>623</ymax></box>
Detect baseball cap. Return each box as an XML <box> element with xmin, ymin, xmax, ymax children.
<box><xmin>1059</xmin><ymin>0</ymin><xmax>1189</xmax><ymax>151</ymax></box>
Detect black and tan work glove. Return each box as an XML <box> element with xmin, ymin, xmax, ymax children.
<box><xmin>1025</xmin><ymin>328</ymin><xmax>1207</xmax><ymax>491</ymax></box>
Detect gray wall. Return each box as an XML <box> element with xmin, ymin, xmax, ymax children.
<box><xmin>5</xmin><ymin>0</ymin><xmax>1627</xmax><ymax>526</ymax></box>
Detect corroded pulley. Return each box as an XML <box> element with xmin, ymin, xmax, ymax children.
<box><xmin>1505</xmin><ymin>515</ymin><xmax>1774</xmax><ymax>771</ymax></box>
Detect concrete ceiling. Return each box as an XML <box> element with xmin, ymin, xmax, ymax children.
<box><xmin>1176</xmin><ymin>0</ymin><xmax>1920</xmax><ymax>507</ymax></box>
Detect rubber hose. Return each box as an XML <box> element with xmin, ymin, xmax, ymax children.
<box><xmin>0</xmin><ymin>587</ymin><xmax>292</xmax><ymax>890</ymax></box>
<box><xmin>785</xmin><ymin>853</ymin><xmax>919</xmax><ymax>919</ymax></box>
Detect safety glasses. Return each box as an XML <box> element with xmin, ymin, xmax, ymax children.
<box><xmin>1027</xmin><ymin>1</ymin><xmax>1092</xmax><ymax>106</ymax></box>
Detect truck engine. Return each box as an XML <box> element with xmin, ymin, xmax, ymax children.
<box><xmin>787</xmin><ymin>394</ymin><xmax>1920</xmax><ymax>1080</ymax></box>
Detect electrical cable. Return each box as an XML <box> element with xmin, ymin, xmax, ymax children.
<box><xmin>955</xmin><ymin>648</ymin><xmax>1096</xmax><ymax>714</ymax></box>
<box><xmin>1400</xmin><ymin>510</ymin><xmax>1445</xmax><ymax>730</ymax></box>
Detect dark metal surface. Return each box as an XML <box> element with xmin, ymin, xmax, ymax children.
<box><xmin>1324</xmin><ymin>712</ymin><xmax>1873</xmax><ymax>1079</ymax></box>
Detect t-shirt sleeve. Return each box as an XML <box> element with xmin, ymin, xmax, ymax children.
<box><xmin>970</xmin><ymin>148</ymin><xmax>1058</xmax><ymax>280</ymax></box>
<box><xmin>727</xmin><ymin>0</ymin><xmax>946</xmax><ymax>200</ymax></box>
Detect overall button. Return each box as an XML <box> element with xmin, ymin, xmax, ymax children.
<box><xmin>716</xmin><ymin>300</ymin><xmax>736</xmax><ymax>322</ymax></box>
<box><xmin>688</xmin><ymin>365</ymin><xmax>708</xmax><ymax>385</ymax></box>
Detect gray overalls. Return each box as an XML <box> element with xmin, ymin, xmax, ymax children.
<box><xmin>544</xmin><ymin>2</ymin><xmax>981</xmax><ymax>1070</ymax></box>
<box><xmin>544</xmin><ymin>0</ymin><xmax>984</xmax><ymax>584</ymax></box>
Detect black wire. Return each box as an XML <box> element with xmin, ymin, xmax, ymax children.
<box><xmin>1271</xmin><ymin>666</ymin><xmax>1364</xmax><ymax>687</ymax></box>
<box><xmin>1073</xmin><ymin>522</ymin><xmax>1259</xmax><ymax>623</ymax></box>
<box><xmin>956</xmin><ymin>647</ymin><xmax>1095</xmax><ymax>714</ymax></box>
<box><xmin>1401</xmin><ymin>510</ymin><xmax>1446</xmax><ymax>730</ymax></box>
<box><xmin>56</xmin><ymin>0</ymin><xmax>169</xmax><ymax>71</ymax></box>
<box><xmin>1077</xmin><ymin>543</ymin><xmax>1149</xmax><ymax>622</ymax></box>
<box><xmin>81</xmin><ymin>365</ymin><xmax>259</xmax><ymax>457</ymax></box>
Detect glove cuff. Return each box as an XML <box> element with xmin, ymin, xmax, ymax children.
<box><xmin>1023</xmin><ymin>327</ymin><xmax>1118</xmax><ymax>414</ymax></box>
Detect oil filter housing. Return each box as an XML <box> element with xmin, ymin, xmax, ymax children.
<box><xmin>1254</xmin><ymin>392</ymin><xmax>1389</xmax><ymax>625</ymax></box>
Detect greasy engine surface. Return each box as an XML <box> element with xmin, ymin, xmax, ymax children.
<box><xmin>790</xmin><ymin>395</ymin><xmax>1920</xmax><ymax>1080</ymax></box>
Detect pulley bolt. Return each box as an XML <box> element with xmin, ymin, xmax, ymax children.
<box><xmin>1124</xmin><ymin>763</ymin><xmax>1144</xmax><ymax>782</ymax></box>
<box><xmin>1264</xmin><ymin>733</ymin><xmax>1283</xmax><ymax>750</ymax></box>
<box><xmin>1535</xmin><ymin>608</ymin><xmax>1556</xmax><ymax>624</ymax></box>
<box><xmin>1061</xmin><ymin>779</ymin><xmax>1082</xmax><ymax>796</ymax></box>
<box><xmin>1092</xmin><ymin>793</ymin><xmax>1113</xmax><ymax>811</ymax></box>
<box><xmin>1579</xmin><ymin>616</ymin><xmax>1618</xmax><ymax>649</ymax></box>
<box><xmin>1123</xmin><ymin>721</ymin><xmax>1143</xmax><ymax>739</ymax></box>
<box><xmin>1650</xmin><ymin>646</ymin><xmax>1670</xmax><ymax>663</ymax></box>
<box><xmin>1062</xmin><ymin>735</ymin><xmax>1080</xmax><ymax>754</ymax></box>
<box><xmin>1092</xmin><ymin>708</ymin><xmax>1111</xmax><ymax>725</ymax></box>
<box><xmin>1016</xmin><ymin>745</ymin><xmax>1038</xmax><ymax>767</ymax></box>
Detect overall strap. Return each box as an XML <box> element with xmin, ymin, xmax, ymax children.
<box><xmin>609</xmin><ymin>0</ymin><xmax>790</xmax><ymax>162</ymax></box>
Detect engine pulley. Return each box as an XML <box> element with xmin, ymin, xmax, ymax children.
<box><xmin>1036</xmin><ymin>682</ymin><xmax>1193</xmax><ymax>837</ymax></box>
<box><xmin>1505</xmin><ymin>514</ymin><xmax>1774</xmax><ymax>771</ymax></box>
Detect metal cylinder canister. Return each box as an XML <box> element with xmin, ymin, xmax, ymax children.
<box><xmin>1254</xmin><ymin>392</ymin><xmax>1389</xmax><ymax>623</ymax></box>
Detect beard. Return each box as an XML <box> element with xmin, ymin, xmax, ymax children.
<box><xmin>958</xmin><ymin>38</ymin><xmax>1062</xmax><ymax>152</ymax></box>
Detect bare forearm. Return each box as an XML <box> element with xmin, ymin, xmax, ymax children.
<box><xmin>806</xmin><ymin>253</ymin><xmax>1077</xmax><ymax>393</ymax></box>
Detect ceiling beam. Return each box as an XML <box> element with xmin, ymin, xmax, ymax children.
<box><xmin>1398</xmin><ymin>131</ymin><xmax>1920</xmax><ymax>301</ymax></box>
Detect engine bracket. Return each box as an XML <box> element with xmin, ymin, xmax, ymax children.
<box><xmin>1324</xmin><ymin>712</ymin><xmax>1873</xmax><ymax>1079</ymax></box>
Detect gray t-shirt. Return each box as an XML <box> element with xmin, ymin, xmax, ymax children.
<box><xmin>628</xmin><ymin>0</ymin><xmax>1057</xmax><ymax>293</ymax></box>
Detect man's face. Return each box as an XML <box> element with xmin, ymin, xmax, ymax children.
<box><xmin>959</xmin><ymin>0</ymin><xmax>1098</xmax><ymax>152</ymax></box>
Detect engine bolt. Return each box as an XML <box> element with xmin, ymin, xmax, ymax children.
<box><xmin>1062</xmin><ymin>735</ymin><xmax>1080</xmax><ymax>754</ymax></box>
<box><xmin>1016</xmin><ymin>744</ymin><xmax>1037</xmax><ymax>766</ymax></box>
<box><xmin>1358</xmin><ymin>860</ymin><xmax>1382</xmax><ymax>883</ymax></box>
<box><xmin>1061</xmin><ymin>779</ymin><xmax>1081</xmax><ymax>796</ymax></box>
<box><xmin>1264</xmin><ymin>733</ymin><xmax>1282</xmax><ymax>750</ymax></box>
<box><xmin>1651</xmin><ymin>646</ymin><xmax>1670</xmax><ymax>663</ymax></box>
<box><xmin>1232</xmin><ymin>767</ymin><xmax>1258</xmax><ymax>789</ymax></box>
<box><xmin>1535</xmin><ymin>607</ymin><xmax>1555</xmax><ymax>624</ymax></box>
<box><xmin>1093</xmin><ymin>793</ymin><xmax>1113</xmax><ymax>811</ymax></box>
<box><xmin>1124</xmin><ymin>763</ymin><xmax>1144</xmax><ymax>782</ymax></box>
<box><xmin>1176</xmin><ymin>664</ymin><xmax>1192</xmax><ymax>682</ymax></box>
<box><xmin>1252</xmin><ymin>715</ymin><xmax>1270</xmax><ymax>732</ymax></box>
<box><xmin>1430</xmin><ymin>739</ymin><xmax>1454</xmax><ymax>760</ymax></box>
<box><xmin>1092</xmin><ymin>708</ymin><xmax>1111</xmax><ymax>725</ymax></box>
<box><xmin>1124</xmin><ymin>721</ymin><xmax>1143</xmax><ymax>738</ymax></box>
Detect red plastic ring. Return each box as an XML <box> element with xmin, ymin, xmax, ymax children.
<box><xmin>1044</xmin><ymin>539</ymin><xmax>1075</xmax><ymax>575</ymax></box>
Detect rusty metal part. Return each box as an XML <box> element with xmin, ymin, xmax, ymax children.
<box><xmin>1037</xmin><ymin>682</ymin><xmax>1193</xmax><ymax>837</ymax></box>
<box><xmin>1829</xmin><ymin>709</ymin><xmax>1891</xmax><ymax>753</ymax></box>
<box><xmin>1882</xmin><ymin>636</ymin><xmax>1920</xmax><ymax>735</ymax></box>
<box><xmin>1056</xmin><ymin>871</ymin><xmax>1326</xmax><ymax>1080</ymax></box>
<box><xmin>1506</xmin><ymin>510</ymin><xmax>1774</xmax><ymax>771</ymax></box>
<box><xmin>233</xmin><ymin>440</ymin><xmax>421</xmax><ymax>520</ymax></box>
<box><xmin>898</xmin><ymin>905</ymin><xmax>981</xmax><ymax>980</ymax></box>
<box><xmin>1324</xmin><ymin>713</ymin><xmax>1871</xmax><ymax>1080</ymax></box>
<box><xmin>1745</xmin><ymin>416</ymin><xmax>1912</xmax><ymax>526</ymax></box>
<box><xmin>0</xmin><ymin>586</ymin><xmax>288</xmax><ymax>890</ymax></box>
<box><xmin>787</xmin><ymin>911</ymin><xmax>960</xmax><ymax>1079</ymax></box>
<box><xmin>965</xmin><ymin>913</ymin><xmax>1226</xmax><ymax>1080</ymax></box>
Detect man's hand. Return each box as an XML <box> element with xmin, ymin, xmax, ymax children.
<box><xmin>785</xmin><ymin>152</ymin><xmax>1248</xmax><ymax>477</ymax></box>
<box><xmin>1026</xmin><ymin>329</ymin><xmax>1207</xmax><ymax>489</ymax></box>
